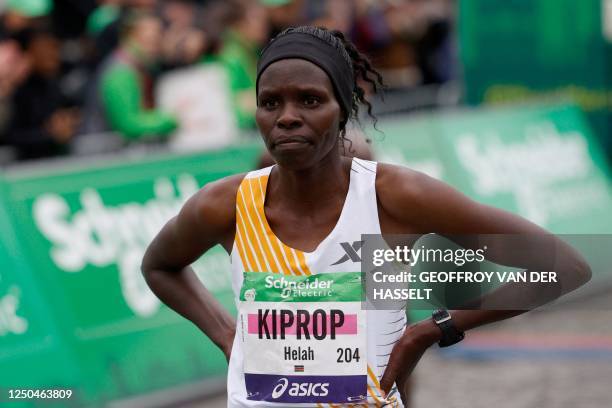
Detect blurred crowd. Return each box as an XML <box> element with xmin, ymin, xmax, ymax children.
<box><xmin>0</xmin><ymin>0</ymin><xmax>455</xmax><ymax>162</ymax></box>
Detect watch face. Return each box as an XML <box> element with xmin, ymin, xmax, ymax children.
<box><xmin>433</xmin><ymin>309</ymin><xmax>450</xmax><ymax>323</ymax></box>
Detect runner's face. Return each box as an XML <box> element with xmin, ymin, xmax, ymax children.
<box><xmin>256</xmin><ymin>59</ymin><xmax>343</xmax><ymax>169</ymax></box>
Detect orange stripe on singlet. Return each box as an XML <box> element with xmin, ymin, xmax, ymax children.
<box><xmin>236</xmin><ymin>204</ymin><xmax>264</xmax><ymax>271</ymax></box>
<box><xmin>235</xmin><ymin>205</ymin><xmax>258</xmax><ymax>272</ymax></box>
<box><xmin>294</xmin><ymin>249</ymin><xmax>313</xmax><ymax>276</ymax></box>
<box><xmin>367</xmin><ymin>365</ymin><xmax>381</xmax><ymax>389</ymax></box>
<box><xmin>367</xmin><ymin>385</ymin><xmax>383</xmax><ymax>408</ymax></box>
<box><xmin>237</xmin><ymin>175</ymin><xmax>301</xmax><ymax>277</ymax></box>
<box><xmin>272</xmin><ymin>235</ymin><xmax>299</xmax><ymax>275</ymax></box>
<box><xmin>283</xmin><ymin>246</ymin><xmax>304</xmax><ymax>276</ymax></box>
<box><xmin>233</xmin><ymin>224</ymin><xmax>250</xmax><ymax>271</ymax></box>
<box><xmin>232</xmin><ymin>192</ymin><xmax>249</xmax><ymax>270</ymax></box>
<box><xmin>237</xmin><ymin>188</ymin><xmax>268</xmax><ymax>272</ymax></box>
<box><xmin>253</xmin><ymin>175</ymin><xmax>307</xmax><ymax>276</ymax></box>
<box><xmin>255</xmin><ymin>176</ymin><xmax>294</xmax><ymax>276</ymax></box>
<box><xmin>366</xmin><ymin>365</ymin><xmax>384</xmax><ymax>407</ymax></box>
<box><xmin>245</xmin><ymin>178</ymin><xmax>282</xmax><ymax>274</ymax></box>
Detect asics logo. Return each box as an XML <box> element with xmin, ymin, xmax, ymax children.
<box><xmin>271</xmin><ymin>378</ymin><xmax>289</xmax><ymax>398</ymax></box>
<box><xmin>270</xmin><ymin>378</ymin><xmax>330</xmax><ymax>398</ymax></box>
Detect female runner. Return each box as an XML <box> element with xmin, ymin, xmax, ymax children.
<box><xmin>142</xmin><ymin>26</ymin><xmax>590</xmax><ymax>407</ymax></box>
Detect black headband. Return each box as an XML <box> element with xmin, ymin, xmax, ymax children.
<box><xmin>256</xmin><ymin>32</ymin><xmax>355</xmax><ymax>126</ymax></box>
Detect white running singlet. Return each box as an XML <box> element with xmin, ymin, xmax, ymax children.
<box><xmin>227</xmin><ymin>158</ymin><xmax>406</xmax><ymax>407</ymax></box>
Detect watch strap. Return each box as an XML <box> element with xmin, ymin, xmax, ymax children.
<box><xmin>432</xmin><ymin>310</ymin><xmax>465</xmax><ymax>348</ymax></box>
<box><xmin>436</xmin><ymin>318</ymin><xmax>465</xmax><ymax>347</ymax></box>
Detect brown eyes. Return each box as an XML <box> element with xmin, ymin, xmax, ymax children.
<box><xmin>261</xmin><ymin>99</ymin><xmax>279</xmax><ymax>109</ymax></box>
<box><xmin>259</xmin><ymin>96</ymin><xmax>321</xmax><ymax>110</ymax></box>
<box><xmin>303</xmin><ymin>96</ymin><xmax>321</xmax><ymax>106</ymax></box>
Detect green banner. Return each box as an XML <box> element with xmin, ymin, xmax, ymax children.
<box><xmin>459</xmin><ymin>0</ymin><xmax>612</xmax><ymax>149</ymax></box>
<box><xmin>374</xmin><ymin>105</ymin><xmax>612</xmax><ymax>234</ymax></box>
<box><xmin>0</xmin><ymin>145</ymin><xmax>261</xmax><ymax>406</ymax></box>
<box><xmin>0</xmin><ymin>178</ymin><xmax>83</xmax><ymax>408</ymax></box>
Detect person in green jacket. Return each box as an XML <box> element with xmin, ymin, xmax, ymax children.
<box><xmin>217</xmin><ymin>0</ymin><xmax>269</xmax><ymax>130</ymax></box>
<box><xmin>98</xmin><ymin>10</ymin><xmax>177</xmax><ymax>141</ymax></box>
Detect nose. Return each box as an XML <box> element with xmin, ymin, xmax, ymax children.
<box><xmin>276</xmin><ymin>102</ymin><xmax>302</xmax><ymax>130</ymax></box>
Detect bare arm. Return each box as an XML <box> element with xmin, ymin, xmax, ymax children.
<box><xmin>141</xmin><ymin>174</ymin><xmax>244</xmax><ymax>360</ymax></box>
<box><xmin>376</xmin><ymin>163</ymin><xmax>591</xmax><ymax>394</ymax></box>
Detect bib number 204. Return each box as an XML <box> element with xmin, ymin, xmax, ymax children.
<box><xmin>336</xmin><ymin>347</ymin><xmax>360</xmax><ymax>363</ymax></box>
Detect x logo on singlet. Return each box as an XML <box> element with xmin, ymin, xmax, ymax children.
<box><xmin>330</xmin><ymin>240</ymin><xmax>364</xmax><ymax>265</ymax></box>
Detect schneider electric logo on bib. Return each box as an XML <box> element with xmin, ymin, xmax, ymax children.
<box><xmin>271</xmin><ymin>378</ymin><xmax>330</xmax><ymax>399</ymax></box>
<box><xmin>265</xmin><ymin>275</ymin><xmax>333</xmax><ymax>299</ymax></box>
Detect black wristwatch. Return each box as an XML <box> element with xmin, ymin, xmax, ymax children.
<box><xmin>432</xmin><ymin>309</ymin><xmax>465</xmax><ymax>348</ymax></box>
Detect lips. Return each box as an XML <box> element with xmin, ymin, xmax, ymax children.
<box><xmin>272</xmin><ymin>135</ymin><xmax>312</xmax><ymax>149</ymax></box>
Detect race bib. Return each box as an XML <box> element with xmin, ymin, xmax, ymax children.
<box><xmin>239</xmin><ymin>272</ymin><xmax>367</xmax><ymax>404</ymax></box>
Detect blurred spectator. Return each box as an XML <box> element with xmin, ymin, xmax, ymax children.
<box><xmin>308</xmin><ymin>0</ymin><xmax>354</xmax><ymax>34</ymax></box>
<box><xmin>368</xmin><ymin>0</ymin><xmax>454</xmax><ymax>88</ymax></box>
<box><xmin>88</xmin><ymin>0</ymin><xmax>157</xmax><ymax>68</ymax></box>
<box><xmin>160</xmin><ymin>0</ymin><xmax>207</xmax><ymax>68</ymax></box>
<box><xmin>264</xmin><ymin>0</ymin><xmax>305</xmax><ymax>37</ymax></box>
<box><xmin>413</xmin><ymin>0</ymin><xmax>455</xmax><ymax>84</ymax></box>
<box><xmin>156</xmin><ymin>59</ymin><xmax>238</xmax><ymax>152</ymax></box>
<box><xmin>0</xmin><ymin>39</ymin><xmax>30</xmax><ymax>137</ymax></box>
<box><xmin>82</xmin><ymin>10</ymin><xmax>177</xmax><ymax>141</ymax></box>
<box><xmin>2</xmin><ymin>25</ymin><xmax>79</xmax><ymax>160</ymax></box>
<box><xmin>351</xmin><ymin>0</ymin><xmax>394</xmax><ymax>54</ymax></box>
<box><xmin>0</xmin><ymin>0</ymin><xmax>53</xmax><ymax>36</ymax></box>
<box><xmin>86</xmin><ymin>0</ymin><xmax>121</xmax><ymax>37</ymax></box>
<box><xmin>216</xmin><ymin>0</ymin><xmax>269</xmax><ymax>130</ymax></box>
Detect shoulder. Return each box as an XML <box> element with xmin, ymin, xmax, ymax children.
<box><xmin>376</xmin><ymin>162</ymin><xmax>435</xmax><ymax>207</ymax></box>
<box><xmin>142</xmin><ymin>172</ymin><xmax>248</xmax><ymax>266</ymax></box>
<box><xmin>172</xmin><ymin>172</ymin><xmax>248</xmax><ymax>252</ymax></box>
<box><xmin>200</xmin><ymin>172</ymin><xmax>246</xmax><ymax>203</ymax></box>
<box><xmin>188</xmin><ymin>172</ymin><xmax>246</xmax><ymax>229</ymax></box>
<box><xmin>375</xmin><ymin>162</ymin><xmax>481</xmax><ymax>233</ymax></box>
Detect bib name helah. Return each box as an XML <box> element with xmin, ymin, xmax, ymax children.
<box><xmin>284</xmin><ymin>346</ymin><xmax>314</xmax><ymax>361</ymax></box>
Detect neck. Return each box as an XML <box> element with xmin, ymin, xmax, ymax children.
<box><xmin>272</xmin><ymin>148</ymin><xmax>350</xmax><ymax>210</ymax></box>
